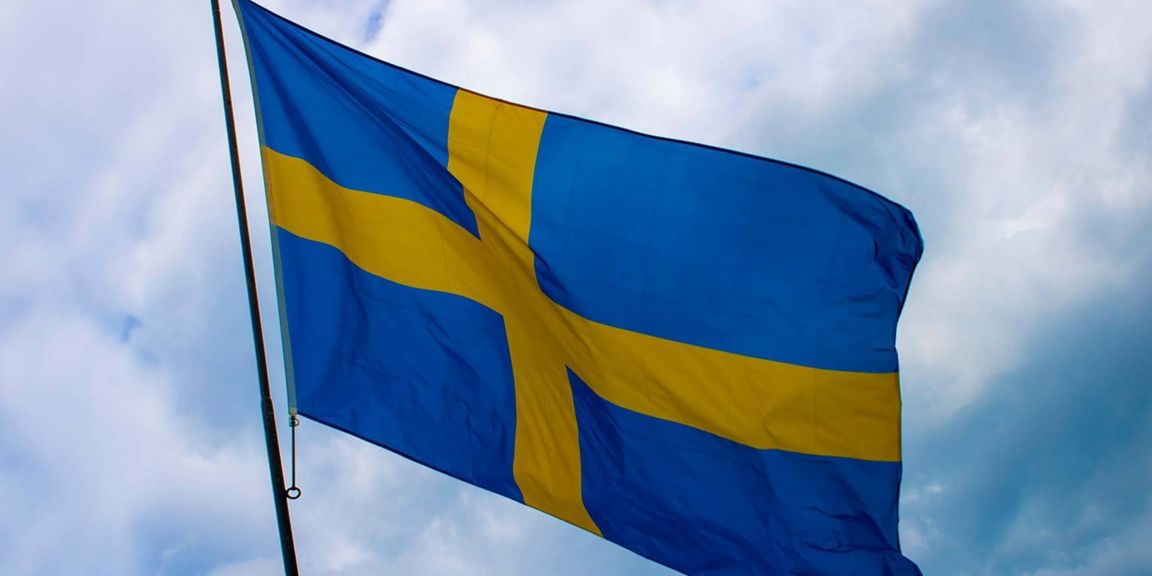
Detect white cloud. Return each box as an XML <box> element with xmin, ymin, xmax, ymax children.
<box><xmin>366</xmin><ymin>0</ymin><xmax>922</xmax><ymax>144</ymax></box>
<box><xmin>894</xmin><ymin>0</ymin><xmax>1152</xmax><ymax>416</ymax></box>
<box><xmin>205</xmin><ymin>556</ymin><xmax>281</xmax><ymax>576</ymax></box>
<box><xmin>0</xmin><ymin>308</ymin><xmax>273</xmax><ymax>575</ymax></box>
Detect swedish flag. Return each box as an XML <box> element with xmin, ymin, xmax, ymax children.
<box><xmin>234</xmin><ymin>1</ymin><xmax>923</xmax><ymax>573</ymax></box>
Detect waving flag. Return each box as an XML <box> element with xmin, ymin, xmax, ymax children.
<box><xmin>233</xmin><ymin>0</ymin><xmax>923</xmax><ymax>573</ymax></box>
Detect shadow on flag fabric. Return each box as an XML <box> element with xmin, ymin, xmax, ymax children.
<box><xmin>232</xmin><ymin>0</ymin><xmax>924</xmax><ymax>573</ymax></box>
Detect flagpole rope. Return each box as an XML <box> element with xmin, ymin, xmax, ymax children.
<box><xmin>287</xmin><ymin>415</ymin><xmax>302</xmax><ymax>500</ymax></box>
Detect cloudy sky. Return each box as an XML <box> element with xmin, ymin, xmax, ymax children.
<box><xmin>2</xmin><ymin>0</ymin><xmax>1150</xmax><ymax>574</ymax></box>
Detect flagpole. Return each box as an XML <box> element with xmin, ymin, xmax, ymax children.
<box><xmin>210</xmin><ymin>1</ymin><xmax>301</xmax><ymax>574</ymax></box>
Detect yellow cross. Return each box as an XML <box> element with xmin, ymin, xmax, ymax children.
<box><xmin>263</xmin><ymin>89</ymin><xmax>901</xmax><ymax>534</ymax></box>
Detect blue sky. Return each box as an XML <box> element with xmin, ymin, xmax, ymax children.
<box><xmin>1</xmin><ymin>0</ymin><xmax>1150</xmax><ymax>574</ymax></box>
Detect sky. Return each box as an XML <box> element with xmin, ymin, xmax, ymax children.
<box><xmin>1</xmin><ymin>0</ymin><xmax>1150</xmax><ymax>574</ymax></box>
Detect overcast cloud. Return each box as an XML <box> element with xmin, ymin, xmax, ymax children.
<box><xmin>1</xmin><ymin>0</ymin><xmax>1149</xmax><ymax>574</ymax></box>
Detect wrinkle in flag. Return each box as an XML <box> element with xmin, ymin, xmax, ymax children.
<box><xmin>234</xmin><ymin>1</ymin><xmax>923</xmax><ymax>574</ymax></box>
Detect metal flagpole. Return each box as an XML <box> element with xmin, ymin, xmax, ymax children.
<box><xmin>210</xmin><ymin>1</ymin><xmax>301</xmax><ymax>574</ymax></box>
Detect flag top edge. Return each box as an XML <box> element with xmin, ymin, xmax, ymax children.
<box><xmin>234</xmin><ymin>0</ymin><xmax>925</xmax><ymax>242</ymax></box>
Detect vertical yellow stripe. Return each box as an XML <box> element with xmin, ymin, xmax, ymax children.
<box><xmin>447</xmin><ymin>90</ymin><xmax>600</xmax><ymax>533</ymax></box>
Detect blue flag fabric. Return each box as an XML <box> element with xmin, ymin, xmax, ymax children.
<box><xmin>233</xmin><ymin>1</ymin><xmax>923</xmax><ymax>573</ymax></box>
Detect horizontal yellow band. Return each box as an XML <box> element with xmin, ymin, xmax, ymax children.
<box><xmin>263</xmin><ymin>145</ymin><xmax>902</xmax><ymax>463</ymax></box>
